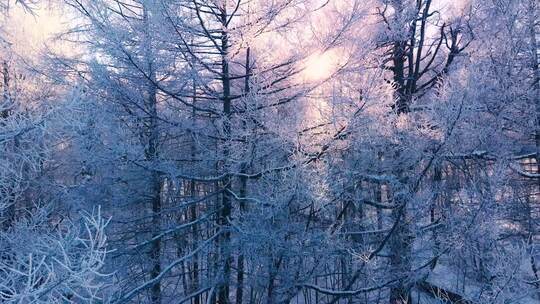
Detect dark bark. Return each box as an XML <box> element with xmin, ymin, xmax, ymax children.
<box><xmin>1</xmin><ymin>60</ymin><xmax>15</xmax><ymax>232</ymax></box>
<box><xmin>142</xmin><ymin>5</ymin><xmax>162</xmax><ymax>303</ymax></box>
<box><xmin>218</xmin><ymin>3</ymin><xmax>232</xmax><ymax>303</ymax></box>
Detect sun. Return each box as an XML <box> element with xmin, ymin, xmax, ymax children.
<box><xmin>302</xmin><ymin>49</ymin><xmax>342</xmax><ymax>82</ymax></box>
<box><xmin>301</xmin><ymin>48</ymin><xmax>347</xmax><ymax>82</ymax></box>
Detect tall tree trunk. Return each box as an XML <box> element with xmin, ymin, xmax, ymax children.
<box><xmin>218</xmin><ymin>2</ymin><xmax>232</xmax><ymax>303</ymax></box>
<box><xmin>148</xmin><ymin>93</ymin><xmax>161</xmax><ymax>304</ymax></box>
<box><xmin>389</xmin><ymin>53</ymin><xmax>413</xmax><ymax>304</ymax></box>
<box><xmin>142</xmin><ymin>4</ymin><xmax>162</xmax><ymax>303</ymax></box>
<box><xmin>236</xmin><ymin>45</ymin><xmax>251</xmax><ymax>304</ymax></box>
<box><xmin>148</xmin><ymin>83</ymin><xmax>162</xmax><ymax>304</ymax></box>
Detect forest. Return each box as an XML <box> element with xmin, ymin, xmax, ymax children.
<box><xmin>0</xmin><ymin>0</ymin><xmax>539</xmax><ymax>303</ymax></box>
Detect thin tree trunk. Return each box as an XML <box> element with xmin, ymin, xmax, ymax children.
<box><xmin>528</xmin><ymin>0</ymin><xmax>540</xmax><ymax>297</ymax></box>
<box><xmin>1</xmin><ymin>60</ymin><xmax>15</xmax><ymax>232</ymax></box>
<box><xmin>430</xmin><ymin>162</ymin><xmax>442</xmax><ymax>269</ymax></box>
<box><xmin>529</xmin><ymin>0</ymin><xmax>540</xmax><ymax>186</ymax></box>
<box><xmin>190</xmin><ymin>59</ymin><xmax>201</xmax><ymax>304</ymax></box>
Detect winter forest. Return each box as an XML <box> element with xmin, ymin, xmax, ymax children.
<box><xmin>1</xmin><ymin>0</ymin><xmax>540</xmax><ymax>303</ymax></box>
